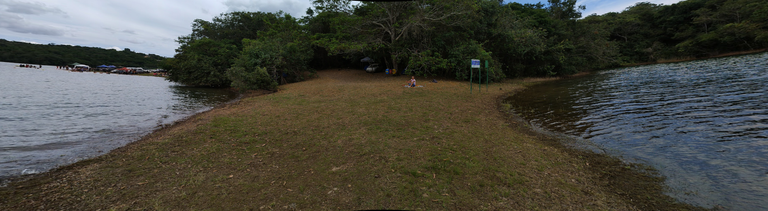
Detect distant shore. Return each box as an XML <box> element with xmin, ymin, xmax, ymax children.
<box><xmin>623</xmin><ymin>48</ymin><xmax>768</xmax><ymax>67</ymax></box>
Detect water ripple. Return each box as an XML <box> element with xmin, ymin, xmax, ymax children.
<box><xmin>507</xmin><ymin>52</ymin><xmax>768</xmax><ymax>210</ymax></box>
<box><xmin>0</xmin><ymin>62</ymin><xmax>238</xmax><ymax>181</ymax></box>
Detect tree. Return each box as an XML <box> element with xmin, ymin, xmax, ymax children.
<box><xmin>227</xmin><ymin>60</ymin><xmax>276</xmax><ymax>91</ymax></box>
<box><xmin>485</xmin><ymin>2</ymin><xmax>549</xmax><ymax>76</ymax></box>
<box><xmin>693</xmin><ymin>8</ymin><xmax>716</xmax><ymax>33</ymax></box>
<box><xmin>348</xmin><ymin>0</ymin><xmax>473</xmax><ymax>72</ymax></box>
<box><xmin>546</xmin><ymin>0</ymin><xmax>585</xmax><ymax>20</ymax></box>
<box><xmin>179</xmin><ymin>12</ymin><xmax>278</xmax><ymax>49</ymax></box>
<box><xmin>168</xmin><ymin>11</ymin><xmax>313</xmax><ymax>88</ymax></box>
<box><xmin>165</xmin><ymin>38</ymin><xmax>237</xmax><ymax>87</ymax></box>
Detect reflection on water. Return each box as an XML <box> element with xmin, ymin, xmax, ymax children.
<box><xmin>0</xmin><ymin>62</ymin><xmax>238</xmax><ymax>181</ymax></box>
<box><xmin>169</xmin><ymin>86</ymin><xmax>239</xmax><ymax>114</ymax></box>
<box><xmin>506</xmin><ymin>53</ymin><xmax>768</xmax><ymax>210</ymax></box>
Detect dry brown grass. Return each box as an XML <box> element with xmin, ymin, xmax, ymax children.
<box><xmin>0</xmin><ymin>69</ymin><xmax>704</xmax><ymax>210</ymax></box>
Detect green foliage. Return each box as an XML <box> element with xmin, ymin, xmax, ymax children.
<box><xmin>255</xmin><ymin>13</ymin><xmax>315</xmax><ymax>82</ymax></box>
<box><xmin>227</xmin><ymin>65</ymin><xmax>276</xmax><ymax>91</ymax></box>
<box><xmin>584</xmin><ymin>0</ymin><xmax>768</xmax><ymax>63</ymax></box>
<box><xmin>484</xmin><ymin>3</ymin><xmax>550</xmax><ymax>77</ymax></box>
<box><xmin>166</xmin><ymin>0</ymin><xmax>614</xmax><ymax>80</ymax></box>
<box><xmin>226</xmin><ymin>13</ymin><xmax>314</xmax><ymax>91</ymax></box>
<box><xmin>166</xmin><ymin>0</ymin><xmax>767</xmax><ymax>85</ymax></box>
<box><xmin>169</xmin><ymin>11</ymin><xmax>314</xmax><ymax>89</ymax></box>
<box><xmin>405</xmin><ymin>50</ymin><xmax>449</xmax><ymax>77</ymax></box>
<box><xmin>179</xmin><ymin>12</ymin><xmax>279</xmax><ymax>49</ymax></box>
<box><xmin>546</xmin><ymin>0</ymin><xmax>585</xmax><ymax>20</ymax></box>
<box><xmin>0</xmin><ymin>39</ymin><xmax>163</xmax><ymax>68</ymax></box>
<box><xmin>165</xmin><ymin>38</ymin><xmax>237</xmax><ymax>87</ymax></box>
<box><xmin>8</xmin><ymin>0</ymin><xmax>762</xmax><ymax>85</ymax></box>
<box><xmin>447</xmin><ymin>41</ymin><xmax>505</xmax><ymax>83</ymax></box>
<box><xmin>227</xmin><ymin>35</ymin><xmax>311</xmax><ymax>91</ymax></box>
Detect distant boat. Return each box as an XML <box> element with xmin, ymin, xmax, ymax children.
<box><xmin>73</xmin><ymin>64</ymin><xmax>90</xmax><ymax>71</ymax></box>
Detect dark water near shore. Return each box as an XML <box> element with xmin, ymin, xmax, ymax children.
<box><xmin>0</xmin><ymin>62</ymin><xmax>238</xmax><ymax>181</ymax></box>
<box><xmin>506</xmin><ymin>52</ymin><xmax>768</xmax><ymax>210</ymax></box>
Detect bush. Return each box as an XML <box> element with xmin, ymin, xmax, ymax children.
<box><xmin>447</xmin><ymin>41</ymin><xmax>505</xmax><ymax>83</ymax></box>
<box><xmin>227</xmin><ymin>66</ymin><xmax>277</xmax><ymax>91</ymax></box>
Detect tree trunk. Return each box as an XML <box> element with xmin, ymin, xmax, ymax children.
<box><xmin>390</xmin><ymin>53</ymin><xmax>399</xmax><ymax>75</ymax></box>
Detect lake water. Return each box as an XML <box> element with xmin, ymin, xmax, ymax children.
<box><xmin>0</xmin><ymin>62</ymin><xmax>238</xmax><ymax>182</ymax></box>
<box><xmin>506</xmin><ymin>52</ymin><xmax>768</xmax><ymax>210</ymax></box>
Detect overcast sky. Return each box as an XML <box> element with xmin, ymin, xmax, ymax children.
<box><xmin>0</xmin><ymin>0</ymin><xmax>683</xmax><ymax>58</ymax></box>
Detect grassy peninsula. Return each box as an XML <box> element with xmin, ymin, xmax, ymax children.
<box><xmin>0</xmin><ymin>70</ymin><xmax>704</xmax><ymax>210</ymax></box>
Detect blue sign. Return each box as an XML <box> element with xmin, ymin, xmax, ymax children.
<box><xmin>471</xmin><ymin>59</ymin><xmax>480</xmax><ymax>68</ymax></box>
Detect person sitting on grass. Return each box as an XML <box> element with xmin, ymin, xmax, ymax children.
<box><xmin>408</xmin><ymin>76</ymin><xmax>416</xmax><ymax>87</ymax></box>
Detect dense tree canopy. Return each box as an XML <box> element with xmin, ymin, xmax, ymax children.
<box><xmin>164</xmin><ymin>11</ymin><xmax>313</xmax><ymax>88</ymax></box>
<box><xmin>308</xmin><ymin>0</ymin><xmax>610</xmax><ymax>80</ymax></box>
<box><xmin>159</xmin><ymin>0</ymin><xmax>768</xmax><ymax>89</ymax></box>
<box><xmin>7</xmin><ymin>0</ymin><xmax>760</xmax><ymax>90</ymax></box>
<box><xmin>0</xmin><ymin>39</ymin><xmax>164</xmax><ymax>68</ymax></box>
<box><xmin>164</xmin><ymin>38</ymin><xmax>237</xmax><ymax>87</ymax></box>
<box><xmin>583</xmin><ymin>0</ymin><xmax>768</xmax><ymax>63</ymax></box>
<box><xmin>228</xmin><ymin>13</ymin><xmax>313</xmax><ymax>90</ymax></box>
<box><xmin>4</xmin><ymin>0</ymin><xmax>763</xmax><ymax>90</ymax></box>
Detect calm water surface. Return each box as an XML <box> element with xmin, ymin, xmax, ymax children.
<box><xmin>0</xmin><ymin>62</ymin><xmax>237</xmax><ymax>181</ymax></box>
<box><xmin>506</xmin><ymin>53</ymin><xmax>768</xmax><ymax>210</ymax></box>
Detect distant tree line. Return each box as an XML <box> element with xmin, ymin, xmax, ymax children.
<box><xmin>583</xmin><ymin>0</ymin><xmax>767</xmax><ymax>63</ymax></box>
<box><xmin>162</xmin><ymin>0</ymin><xmax>766</xmax><ymax>90</ymax></box>
<box><xmin>0</xmin><ymin>39</ymin><xmax>165</xmax><ymax>68</ymax></box>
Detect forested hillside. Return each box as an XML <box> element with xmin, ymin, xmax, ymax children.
<box><xmin>583</xmin><ymin>0</ymin><xmax>767</xmax><ymax>63</ymax></box>
<box><xmin>164</xmin><ymin>0</ymin><xmax>766</xmax><ymax>90</ymax></box>
<box><xmin>165</xmin><ymin>0</ymin><xmax>616</xmax><ymax>89</ymax></box>
<box><xmin>1</xmin><ymin>0</ymin><xmax>748</xmax><ymax>89</ymax></box>
<box><xmin>0</xmin><ymin>39</ymin><xmax>165</xmax><ymax>68</ymax></box>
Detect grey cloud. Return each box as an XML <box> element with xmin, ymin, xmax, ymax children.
<box><xmin>0</xmin><ymin>0</ymin><xmax>67</xmax><ymax>16</ymax></box>
<box><xmin>120</xmin><ymin>38</ymin><xmax>145</xmax><ymax>45</ymax></box>
<box><xmin>102</xmin><ymin>28</ymin><xmax>137</xmax><ymax>35</ymax></box>
<box><xmin>223</xmin><ymin>0</ymin><xmax>261</xmax><ymax>12</ymax></box>
<box><xmin>0</xmin><ymin>12</ymin><xmax>65</xmax><ymax>36</ymax></box>
<box><xmin>102</xmin><ymin>27</ymin><xmax>117</xmax><ymax>33</ymax></box>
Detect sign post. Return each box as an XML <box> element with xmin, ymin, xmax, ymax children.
<box><xmin>485</xmin><ymin>60</ymin><xmax>489</xmax><ymax>92</ymax></box>
<box><xmin>471</xmin><ymin>59</ymin><xmax>480</xmax><ymax>94</ymax></box>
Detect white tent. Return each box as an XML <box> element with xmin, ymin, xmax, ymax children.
<box><xmin>73</xmin><ymin>64</ymin><xmax>90</xmax><ymax>71</ymax></box>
